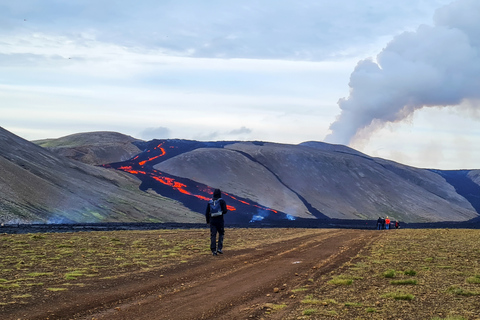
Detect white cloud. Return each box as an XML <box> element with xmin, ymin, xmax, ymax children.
<box><xmin>2</xmin><ymin>0</ymin><xmax>477</xmax><ymax>169</ymax></box>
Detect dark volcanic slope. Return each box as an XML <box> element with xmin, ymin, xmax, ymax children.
<box><xmin>13</xmin><ymin>131</ymin><xmax>480</xmax><ymax>224</ymax></box>
<box><xmin>34</xmin><ymin>132</ymin><xmax>145</xmax><ymax>165</ymax></box>
<box><xmin>155</xmin><ymin>141</ymin><xmax>478</xmax><ymax>223</ymax></box>
<box><xmin>0</xmin><ymin>128</ymin><xmax>202</xmax><ymax>224</ymax></box>
<box><xmin>154</xmin><ymin>147</ymin><xmax>314</xmax><ymax>219</ymax></box>
<box><xmin>432</xmin><ymin>170</ymin><xmax>480</xmax><ymax>214</ymax></box>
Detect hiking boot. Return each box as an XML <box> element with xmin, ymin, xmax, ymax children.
<box><xmin>217</xmin><ymin>250</ymin><xmax>223</xmax><ymax>254</ymax></box>
<box><xmin>212</xmin><ymin>251</ymin><xmax>217</xmax><ymax>256</ymax></box>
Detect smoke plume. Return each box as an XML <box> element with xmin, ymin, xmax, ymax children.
<box><xmin>325</xmin><ymin>0</ymin><xmax>480</xmax><ymax>145</ymax></box>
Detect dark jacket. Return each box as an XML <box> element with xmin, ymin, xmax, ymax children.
<box><xmin>205</xmin><ymin>189</ymin><xmax>228</xmax><ymax>224</ymax></box>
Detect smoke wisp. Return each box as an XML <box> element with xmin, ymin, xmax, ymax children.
<box><xmin>325</xmin><ymin>0</ymin><xmax>480</xmax><ymax>146</ymax></box>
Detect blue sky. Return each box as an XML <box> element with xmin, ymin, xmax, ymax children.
<box><xmin>1</xmin><ymin>0</ymin><xmax>479</xmax><ymax>169</ymax></box>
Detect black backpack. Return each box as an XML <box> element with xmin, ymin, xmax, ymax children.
<box><xmin>209</xmin><ymin>198</ymin><xmax>223</xmax><ymax>217</ymax></box>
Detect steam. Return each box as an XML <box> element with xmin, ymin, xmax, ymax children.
<box><xmin>249</xmin><ymin>209</ymin><xmax>270</xmax><ymax>223</ymax></box>
<box><xmin>249</xmin><ymin>209</ymin><xmax>296</xmax><ymax>223</ymax></box>
<box><xmin>325</xmin><ymin>0</ymin><xmax>480</xmax><ymax>145</ymax></box>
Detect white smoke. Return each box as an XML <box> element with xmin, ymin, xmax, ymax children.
<box><xmin>325</xmin><ymin>0</ymin><xmax>480</xmax><ymax>145</ymax></box>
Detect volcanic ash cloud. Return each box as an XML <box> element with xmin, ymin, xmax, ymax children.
<box><xmin>325</xmin><ymin>0</ymin><xmax>480</xmax><ymax>146</ymax></box>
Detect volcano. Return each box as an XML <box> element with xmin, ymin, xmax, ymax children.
<box><xmin>15</xmin><ymin>130</ymin><xmax>480</xmax><ymax>224</ymax></box>
<box><xmin>98</xmin><ymin>138</ymin><xmax>479</xmax><ymax>223</ymax></box>
<box><xmin>103</xmin><ymin>140</ymin><xmax>306</xmax><ymax>224</ymax></box>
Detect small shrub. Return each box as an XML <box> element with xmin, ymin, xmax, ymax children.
<box><xmin>345</xmin><ymin>302</ymin><xmax>362</xmax><ymax>307</ymax></box>
<box><xmin>447</xmin><ymin>286</ymin><xmax>480</xmax><ymax>296</ymax></box>
<box><xmin>291</xmin><ymin>287</ymin><xmax>308</xmax><ymax>293</ymax></box>
<box><xmin>26</xmin><ymin>282</ymin><xmax>44</xmax><ymax>286</ymax></box>
<box><xmin>382</xmin><ymin>292</ymin><xmax>415</xmax><ymax>300</ymax></box>
<box><xmin>390</xmin><ymin>279</ymin><xmax>418</xmax><ymax>285</ymax></box>
<box><xmin>303</xmin><ymin>308</ymin><xmax>317</xmax><ymax>316</ymax></box>
<box><xmin>57</xmin><ymin>244</ymin><xmax>73</xmax><ymax>248</ymax></box>
<box><xmin>64</xmin><ymin>270</ymin><xmax>84</xmax><ymax>280</ymax></box>
<box><xmin>466</xmin><ymin>275</ymin><xmax>480</xmax><ymax>284</ymax></box>
<box><xmin>383</xmin><ymin>270</ymin><xmax>396</xmax><ymax>278</ymax></box>
<box><xmin>404</xmin><ymin>269</ymin><xmax>417</xmax><ymax>276</ymax></box>
<box><xmin>322</xmin><ymin>299</ymin><xmax>337</xmax><ymax>305</ymax></box>
<box><xmin>47</xmin><ymin>287</ymin><xmax>67</xmax><ymax>292</ymax></box>
<box><xmin>0</xmin><ymin>283</ymin><xmax>20</xmax><ymax>290</ymax></box>
<box><xmin>328</xmin><ymin>276</ymin><xmax>353</xmax><ymax>285</ymax></box>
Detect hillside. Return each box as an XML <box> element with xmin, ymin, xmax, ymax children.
<box><xmin>34</xmin><ymin>132</ymin><xmax>146</xmax><ymax>165</ymax></box>
<box><xmin>0</xmin><ymin>127</ymin><xmax>202</xmax><ymax>224</ymax></box>
<box><xmin>155</xmin><ymin>141</ymin><xmax>478</xmax><ymax>222</ymax></box>
<box><xmin>3</xmin><ymin>129</ymin><xmax>479</xmax><ymax>224</ymax></box>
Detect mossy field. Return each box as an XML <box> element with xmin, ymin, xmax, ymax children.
<box><xmin>0</xmin><ymin>228</ymin><xmax>319</xmax><ymax>309</ymax></box>
<box><xmin>1</xmin><ymin>228</ymin><xmax>480</xmax><ymax>319</ymax></box>
<box><xmin>282</xmin><ymin>229</ymin><xmax>480</xmax><ymax>320</ymax></box>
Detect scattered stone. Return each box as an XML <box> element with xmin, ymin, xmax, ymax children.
<box><xmin>273</xmin><ymin>287</ymin><xmax>280</xmax><ymax>293</ymax></box>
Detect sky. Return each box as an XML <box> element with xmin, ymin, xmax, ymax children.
<box><xmin>1</xmin><ymin>0</ymin><xmax>479</xmax><ymax>170</ymax></box>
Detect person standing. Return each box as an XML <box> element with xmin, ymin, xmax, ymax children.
<box><xmin>385</xmin><ymin>216</ymin><xmax>391</xmax><ymax>230</ymax></box>
<box><xmin>206</xmin><ymin>189</ymin><xmax>228</xmax><ymax>256</ymax></box>
<box><xmin>376</xmin><ymin>217</ymin><xmax>382</xmax><ymax>230</ymax></box>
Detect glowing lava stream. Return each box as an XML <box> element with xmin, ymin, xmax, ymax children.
<box><xmin>110</xmin><ymin>141</ymin><xmax>279</xmax><ymax>215</ymax></box>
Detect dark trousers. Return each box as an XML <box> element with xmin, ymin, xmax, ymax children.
<box><xmin>210</xmin><ymin>220</ymin><xmax>224</xmax><ymax>252</ymax></box>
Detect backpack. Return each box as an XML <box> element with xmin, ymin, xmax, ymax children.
<box><xmin>209</xmin><ymin>198</ymin><xmax>223</xmax><ymax>217</ymax></box>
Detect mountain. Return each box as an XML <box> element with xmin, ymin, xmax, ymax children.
<box><xmin>154</xmin><ymin>141</ymin><xmax>478</xmax><ymax>222</ymax></box>
<box><xmin>0</xmin><ymin>127</ymin><xmax>202</xmax><ymax>224</ymax></box>
<box><xmin>3</xmin><ymin>129</ymin><xmax>479</xmax><ymax>224</ymax></box>
<box><xmin>34</xmin><ymin>131</ymin><xmax>146</xmax><ymax>165</ymax></box>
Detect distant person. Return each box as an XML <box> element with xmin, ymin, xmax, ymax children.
<box><xmin>381</xmin><ymin>217</ymin><xmax>386</xmax><ymax>230</ymax></box>
<box><xmin>385</xmin><ymin>217</ymin><xmax>391</xmax><ymax>230</ymax></box>
<box><xmin>376</xmin><ymin>217</ymin><xmax>382</xmax><ymax>230</ymax></box>
<box><xmin>206</xmin><ymin>188</ymin><xmax>228</xmax><ymax>256</ymax></box>
<box><xmin>395</xmin><ymin>220</ymin><xmax>399</xmax><ymax>229</ymax></box>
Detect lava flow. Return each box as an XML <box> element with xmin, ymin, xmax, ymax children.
<box><xmin>104</xmin><ymin>140</ymin><xmax>281</xmax><ymax>222</ymax></box>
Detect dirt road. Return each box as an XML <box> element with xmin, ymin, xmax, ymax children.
<box><xmin>11</xmin><ymin>229</ymin><xmax>379</xmax><ymax>320</ymax></box>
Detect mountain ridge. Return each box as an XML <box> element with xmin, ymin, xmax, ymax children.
<box><xmin>2</xmin><ymin>128</ymin><xmax>479</xmax><ymax>224</ymax></box>
<box><xmin>0</xmin><ymin>128</ymin><xmax>202</xmax><ymax>224</ymax></box>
